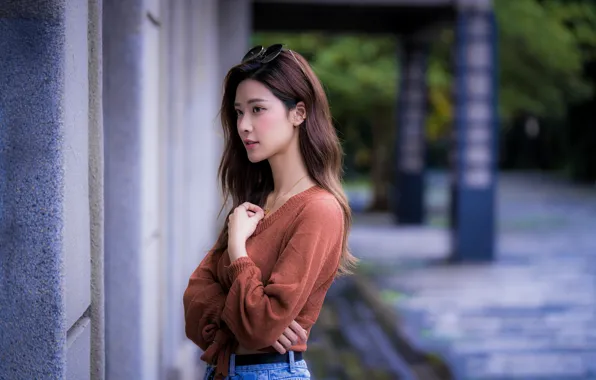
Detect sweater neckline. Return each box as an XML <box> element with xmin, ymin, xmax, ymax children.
<box><xmin>255</xmin><ymin>185</ymin><xmax>321</xmax><ymax>234</ymax></box>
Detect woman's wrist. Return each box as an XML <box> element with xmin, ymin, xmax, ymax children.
<box><xmin>227</xmin><ymin>237</ymin><xmax>247</xmax><ymax>262</ymax></box>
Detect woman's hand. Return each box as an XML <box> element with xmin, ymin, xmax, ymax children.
<box><xmin>227</xmin><ymin>202</ymin><xmax>265</xmax><ymax>260</ymax></box>
<box><xmin>272</xmin><ymin>320</ymin><xmax>308</xmax><ymax>354</ymax></box>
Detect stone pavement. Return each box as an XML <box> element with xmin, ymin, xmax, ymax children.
<box><xmin>347</xmin><ymin>172</ymin><xmax>596</xmax><ymax>380</ymax></box>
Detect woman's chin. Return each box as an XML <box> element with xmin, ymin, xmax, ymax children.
<box><xmin>247</xmin><ymin>152</ymin><xmax>267</xmax><ymax>163</ymax></box>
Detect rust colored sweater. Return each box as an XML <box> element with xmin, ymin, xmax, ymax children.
<box><xmin>183</xmin><ymin>186</ymin><xmax>344</xmax><ymax>379</ymax></box>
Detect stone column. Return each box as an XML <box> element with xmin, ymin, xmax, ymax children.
<box><xmin>393</xmin><ymin>39</ymin><xmax>430</xmax><ymax>224</ymax></box>
<box><xmin>218</xmin><ymin>0</ymin><xmax>252</xmax><ymax>84</ymax></box>
<box><xmin>0</xmin><ymin>4</ymin><xmax>67</xmax><ymax>379</ymax></box>
<box><xmin>0</xmin><ymin>1</ymin><xmax>102</xmax><ymax>379</ymax></box>
<box><xmin>450</xmin><ymin>1</ymin><xmax>498</xmax><ymax>261</ymax></box>
<box><xmin>159</xmin><ymin>1</ymin><xmax>223</xmax><ymax>379</ymax></box>
<box><xmin>160</xmin><ymin>1</ymin><xmax>188</xmax><ymax>377</ymax></box>
<box><xmin>103</xmin><ymin>0</ymin><xmax>163</xmax><ymax>378</ymax></box>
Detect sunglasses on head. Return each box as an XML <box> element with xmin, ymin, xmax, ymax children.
<box><xmin>241</xmin><ymin>44</ymin><xmax>284</xmax><ymax>64</ymax></box>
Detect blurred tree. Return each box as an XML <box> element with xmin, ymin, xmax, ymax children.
<box><xmin>543</xmin><ymin>0</ymin><xmax>596</xmax><ymax>61</ymax></box>
<box><xmin>426</xmin><ymin>29</ymin><xmax>455</xmax><ymax>169</ymax></box>
<box><xmin>498</xmin><ymin>0</ymin><xmax>596</xmax><ymax>180</ymax></box>
<box><xmin>544</xmin><ymin>0</ymin><xmax>596</xmax><ymax>182</ymax></box>
<box><xmin>495</xmin><ymin>0</ymin><xmax>592</xmax><ymax>120</ymax></box>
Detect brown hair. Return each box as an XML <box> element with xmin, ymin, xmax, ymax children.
<box><xmin>213</xmin><ymin>49</ymin><xmax>357</xmax><ymax>275</ymax></box>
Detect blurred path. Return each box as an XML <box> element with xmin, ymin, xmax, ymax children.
<box><xmin>347</xmin><ymin>172</ymin><xmax>596</xmax><ymax>379</ymax></box>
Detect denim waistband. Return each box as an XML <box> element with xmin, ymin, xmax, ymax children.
<box><xmin>229</xmin><ymin>351</ymin><xmax>305</xmax><ymax>376</ymax></box>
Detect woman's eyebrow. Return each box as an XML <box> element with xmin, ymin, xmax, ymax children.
<box><xmin>234</xmin><ymin>98</ymin><xmax>269</xmax><ymax>107</ymax></box>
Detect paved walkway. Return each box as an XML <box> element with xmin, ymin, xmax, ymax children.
<box><xmin>347</xmin><ymin>173</ymin><xmax>596</xmax><ymax>380</ymax></box>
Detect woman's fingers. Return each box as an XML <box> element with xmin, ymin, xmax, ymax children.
<box><xmin>272</xmin><ymin>341</ymin><xmax>286</xmax><ymax>354</ymax></box>
<box><xmin>239</xmin><ymin>202</ymin><xmax>262</xmax><ymax>212</ymax></box>
<box><xmin>277</xmin><ymin>334</ymin><xmax>293</xmax><ymax>350</ymax></box>
<box><xmin>240</xmin><ymin>202</ymin><xmax>265</xmax><ymax>218</ymax></box>
<box><xmin>282</xmin><ymin>327</ymin><xmax>299</xmax><ymax>345</ymax></box>
<box><xmin>289</xmin><ymin>320</ymin><xmax>308</xmax><ymax>342</ymax></box>
<box><xmin>273</xmin><ymin>322</ymin><xmax>307</xmax><ymax>355</ymax></box>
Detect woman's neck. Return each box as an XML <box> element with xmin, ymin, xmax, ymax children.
<box><xmin>268</xmin><ymin>145</ymin><xmax>312</xmax><ymax>196</ymax></box>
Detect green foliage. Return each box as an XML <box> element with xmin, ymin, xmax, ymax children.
<box><xmin>427</xmin><ymin>30</ymin><xmax>454</xmax><ymax>141</ymax></box>
<box><xmin>495</xmin><ymin>0</ymin><xmax>593</xmax><ymax>120</ymax></box>
<box><xmin>544</xmin><ymin>0</ymin><xmax>596</xmax><ymax>60</ymax></box>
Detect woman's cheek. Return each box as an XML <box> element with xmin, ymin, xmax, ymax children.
<box><xmin>257</xmin><ymin>112</ymin><xmax>279</xmax><ymax>131</ymax></box>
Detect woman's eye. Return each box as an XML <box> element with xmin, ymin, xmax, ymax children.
<box><xmin>235</xmin><ymin>110</ymin><xmax>243</xmax><ymax>117</ymax></box>
<box><xmin>252</xmin><ymin>106</ymin><xmax>264</xmax><ymax>113</ymax></box>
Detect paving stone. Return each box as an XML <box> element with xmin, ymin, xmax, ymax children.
<box><xmin>464</xmin><ymin>352</ymin><xmax>589</xmax><ymax>378</ymax></box>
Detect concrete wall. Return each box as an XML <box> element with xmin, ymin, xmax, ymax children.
<box><xmin>1</xmin><ymin>0</ymin><xmax>250</xmax><ymax>379</ymax></box>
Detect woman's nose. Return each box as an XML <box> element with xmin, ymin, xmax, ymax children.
<box><xmin>238</xmin><ymin>116</ymin><xmax>252</xmax><ymax>133</ymax></box>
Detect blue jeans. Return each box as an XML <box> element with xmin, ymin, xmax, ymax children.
<box><xmin>204</xmin><ymin>351</ymin><xmax>311</xmax><ymax>380</ymax></box>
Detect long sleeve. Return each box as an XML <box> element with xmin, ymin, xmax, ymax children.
<box><xmin>221</xmin><ymin>199</ymin><xmax>344</xmax><ymax>350</ymax></box>
<box><xmin>183</xmin><ymin>249</ymin><xmax>228</xmax><ymax>352</ymax></box>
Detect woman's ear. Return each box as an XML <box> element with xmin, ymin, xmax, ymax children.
<box><xmin>292</xmin><ymin>101</ymin><xmax>307</xmax><ymax>126</ymax></box>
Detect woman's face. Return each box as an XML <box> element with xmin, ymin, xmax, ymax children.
<box><xmin>234</xmin><ymin>79</ymin><xmax>303</xmax><ymax>163</ymax></box>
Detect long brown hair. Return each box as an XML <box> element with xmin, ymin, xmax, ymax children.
<box><xmin>213</xmin><ymin>48</ymin><xmax>358</xmax><ymax>275</ymax></box>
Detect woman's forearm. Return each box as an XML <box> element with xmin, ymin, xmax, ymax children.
<box><xmin>227</xmin><ymin>238</ymin><xmax>248</xmax><ymax>262</ymax></box>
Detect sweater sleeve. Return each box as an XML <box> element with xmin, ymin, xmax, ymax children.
<box><xmin>221</xmin><ymin>199</ymin><xmax>344</xmax><ymax>350</ymax></box>
<box><xmin>183</xmin><ymin>249</ymin><xmax>227</xmax><ymax>351</ymax></box>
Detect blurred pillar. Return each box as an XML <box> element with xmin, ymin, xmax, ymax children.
<box><xmin>103</xmin><ymin>0</ymin><xmax>163</xmax><ymax>378</ymax></box>
<box><xmin>393</xmin><ymin>39</ymin><xmax>430</xmax><ymax>225</ymax></box>
<box><xmin>160</xmin><ymin>1</ymin><xmax>187</xmax><ymax>378</ymax></box>
<box><xmin>160</xmin><ymin>1</ymin><xmax>222</xmax><ymax>379</ymax></box>
<box><xmin>449</xmin><ymin>3</ymin><xmax>498</xmax><ymax>262</ymax></box>
<box><xmin>218</xmin><ymin>0</ymin><xmax>252</xmax><ymax>83</ymax></box>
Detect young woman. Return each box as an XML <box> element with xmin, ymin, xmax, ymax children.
<box><xmin>183</xmin><ymin>44</ymin><xmax>357</xmax><ymax>380</ymax></box>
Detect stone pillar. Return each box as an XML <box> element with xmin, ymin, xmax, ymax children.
<box><xmin>103</xmin><ymin>0</ymin><xmax>162</xmax><ymax>378</ymax></box>
<box><xmin>159</xmin><ymin>1</ymin><xmax>222</xmax><ymax>379</ymax></box>
<box><xmin>0</xmin><ymin>1</ymin><xmax>102</xmax><ymax>379</ymax></box>
<box><xmin>0</xmin><ymin>4</ymin><xmax>67</xmax><ymax>379</ymax></box>
<box><xmin>185</xmin><ymin>0</ymin><xmax>221</xmax><ymax>258</ymax></box>
<box><xmin>393</xmin><ymin>39</ymin><xmax>429</xmax><ymax>224</ymax></box>
<box><xmin>160</xmin><ymin>1</ymin><xmax>187</xmax><ymax>378</ymax></box>
<box><xmin>450</xmin><ymin>3</ymin><xmax>498</xmax><ymax>262</ymax></box>
<box><xmin>218</xmin><ymin>0</ymin><xmax>252</xmax><ymax>84</ymax></box>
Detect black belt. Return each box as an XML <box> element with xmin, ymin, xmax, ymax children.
<box><xmin>235</xmin><ymin>351</ymin><xmax>303</xmax><ymax>366</ymax></box>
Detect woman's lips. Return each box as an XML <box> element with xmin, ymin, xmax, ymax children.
<box><xmin>244</xmin><ymin>140</ymin><xmax>259</xmax><ymax>149</ymax></box>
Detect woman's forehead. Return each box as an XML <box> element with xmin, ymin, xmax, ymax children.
<box><xmin>235</xmin><ymin>79</ymin><xmax>274</xmax><ymax>104</ymax></box>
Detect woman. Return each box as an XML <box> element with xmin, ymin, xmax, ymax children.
<box><xmin>183</xmin><ymin>44</ymin><xmax>357</xmax><ymax>380</ymax></box>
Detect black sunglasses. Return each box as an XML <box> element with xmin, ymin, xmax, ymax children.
<box><xmin>241</xmin><ymin>44</ymin><xmax>284</xmax><ymax>64</ymax></box>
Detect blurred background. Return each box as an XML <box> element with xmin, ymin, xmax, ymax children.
<box><xmin>1</xmin><ymin>0</ymin><xmax>595</xmax><ymax>380</ymax></box>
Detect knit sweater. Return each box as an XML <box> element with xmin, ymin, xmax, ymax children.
<box><xmin>183</xmin><ymin>186</ymin><xmax>344</xmax><ymax>379</ymax></box>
